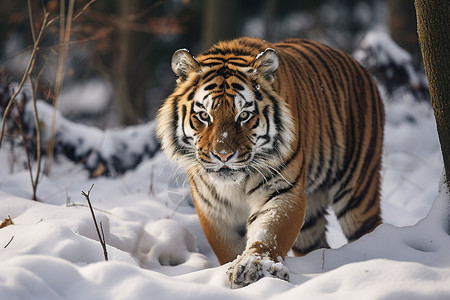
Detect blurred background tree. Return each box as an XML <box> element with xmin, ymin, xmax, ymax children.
<box><xmin>0</xmin><ymin>0</ymin><xmax>422</xmax><ymax>127</ymax></box>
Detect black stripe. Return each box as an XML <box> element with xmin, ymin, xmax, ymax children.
<box><xmin>227</xmin><ymin>61</ymin><xmax>249</xmax><ymax>67</ymax></box>
<box><xmin>201</xmin><ymin>56</ymin><xmax>250</xmax><ymax>64</ymax></box>
<box><xmin>246</xmin><ymin>135</ymin><xmax>256</xmax><ymax>145</ymax></box>
<box><xmin>280</xmin><ymin>46</ymin><xmax>328</xmax><ymax>189</ymax></box>
<box><xmin>308</xmin><ymin>76</ymin><xmax>325</xmax><ymax>188</ymax></box>
<box><xmin>358</xmin><ymin>69</ymin><xmax>382</xmax><ymax>185</ymax></box>
<box><xmin>300</xmin><ymin>41</ymin><xmax>344</xmax><ymax>125</ymax></box>
<box><xmin>254</xmin><ymin>90</ymin><xmax>263</xmax><ymax>101</ymax></box>
<box><xmin>172</xmin><ymin>96</ymin><xmax>183</xmax><ymax>150</ymax></box>
<box><xmin>194</xmin><ymin>101</ymin><xmax>206</xmax><ymax>110</ymax></box>
<box><xmin>335</xmin><ymin>166</ymin><xmax>378</xmax><ymax>219</ymax></box>
<box><xmin>187</xmin><ymin>87</ymin><xmax>197</xmax><ymax>101</ymax></box>
<box><xmin>347</xmin><ymin>214</ymin><xmax>380</xmax><ymax>242</ymax></box>
<box><xmin>190</xmin><ymin>180</ymin><xmax>212</xmax><ymax>208</ymax></box>
<box><xmin>267</xmin><ymin>95</ymin><xmax>282</xmax><ymax>133</ymax></box>
<box><xmin>363</xmin><ymin>174</ymin><xmax>380</xmax><ymax>215</ymax></box>
<box><xmin>248</xmin><ymin>210</ymin><xmax>268</xmax><ymax>225</ymax></box>
<box><xmin>202</xmin><ymin>70</ymin><xmax>218</xmax><ymax>83</ymax></box>
<box><xmin>234</xmin><ymin>70</ymin><xmax>248</xmax><ymax>82</ymax></box>
<box><xmin>254</xmin><ymin>106</ymin><xmax>271</xmax><ymax>147</ymax></box>
<box><xmin>333</xmin><ymin>60</ymin><xmax>366</xmax><ymax>200</ymax></box>
<box><xmin>204</xmin><ymin>83</ymin><xmax>217</xmax><ymax>90</ymax></box>
<box><xmin>301</xmin><ymin>206</ymin><xmax>327</xmax><ymax>230</ymax></box>
<box><xmin>202</xmin><ymin>62</ymin><xmax>222</xmax><ymax>67</ymax></box>
<box><xmin>188</xmin><ymin>105</ymin><xmax>197</xmax><ymax>131</ymax></box>
<box><xmin>198</xmin><ymin>175</ymin><xmax>232</xmax><ymax>208</ymax></box>
<box><xmin>291</xmin><ymin>234</ymin><xmax>326</xmax><ymax>254</ymax></box>
<box><xmin>333</xmin><ymin>187</ymin><xmax>353</xmax><ymax>205</ymax></box>
<box><xmin>231</xmin><ymin>82</ymin><xmax>245</xmax><ymax>90</ymax></box>
<box><xmin>264</xmin><ymin>184</ymin><xmax>295</xmax><ymax>205</ymax></box>
<box><xmin>273</xmin><ymin>50</ymin><xmax>304</xmax><ymax>166</ymax></box>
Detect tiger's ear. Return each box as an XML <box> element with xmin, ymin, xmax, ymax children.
<box><xmin>252</xmin><ymin>48</ymin><xmax>279</xmax><ymax>83</ymax></box>
<box><xmin>171</xmin><ymin>49</ymin><xmax>200</xmax><ymax>83</ymax></box>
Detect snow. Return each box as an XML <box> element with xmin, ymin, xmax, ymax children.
<box><xmin>354</xmin><ymin>31</ymin><xmax>412</xmax><ymax>67</ymax></box>
<box><xmin>354</xmin><ymin>31</ymin><xmax>426</xmax><ymax>93</ymax></box>
<box><xmin>59</xmin><ymin>79</ymin><xmax>112</xmax><ymax>117</ymax></box>
<box><xmin>1</xmin><ymin>38</ymin><xmax>450</xmax><ymax>298</ymax></box>
<box><xmin>19</xmin><ymin>99</ymin><xmax>160</xmax><ymax>176</ymax></box>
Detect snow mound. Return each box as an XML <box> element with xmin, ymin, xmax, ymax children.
<box><xmin>354</xmin><ymin>31</ymin><xmax>428</xmax><ymax>102</ymax></box>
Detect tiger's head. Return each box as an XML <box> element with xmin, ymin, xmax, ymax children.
<box><xmin>157</xmin><ymin>43</ymin><xmax>295</xmax><ymax>185</ymax></box>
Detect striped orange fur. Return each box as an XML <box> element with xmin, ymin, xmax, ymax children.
<box><xmin>156</xmin><ymin>37</ymin><xmax>384</xmax><ymax>287</ymax></box>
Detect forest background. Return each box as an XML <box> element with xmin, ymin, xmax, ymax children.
<box><xmin>0</xmin><ymin>0</ymin><xmax>422</xmax><ymax>128</ymax></box>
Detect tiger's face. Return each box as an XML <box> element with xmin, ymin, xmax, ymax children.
<box><xmin>157</xmin><ymin>47</ymin><xmax>295</xmax><ymax>185</ymax></box>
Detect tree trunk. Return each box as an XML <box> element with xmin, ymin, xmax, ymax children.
<box><xmin>264</xmin><ymin>0</ymin><xmax>277</xmax><ymax>41</ymax></box>
<box><xmin>201</xmin><ymin>0</ymin><xmax>240</xmax><ymax>51</ymax></box>
<box><xmin>415</xmin><ymin>0</ymin><xmax>450</xmax><ymax>181</ymax></box>
<box><xmin>415</xmin><ymin>0</ymin><xmax>450</xmax><ymax>230</ymax></box>
<box><xmin>114</xmin><ymin>0</ymin><xmax>151</xmax><ymax>125</ymax></box>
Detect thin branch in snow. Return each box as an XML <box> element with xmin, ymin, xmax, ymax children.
<box><xmin>4</xmin><ymin>236</ymin><xmax>14</xmax><ymax>249</ymax></box>
<box><xmin>67</xmin><ymin>201</ymin><xmax>123</xmax><ymax>220</ymax></box>
<box><xmin>149</xmin><ymin>165</ymin><xmax>155</xmax><ymax>196</ymax></box>
<box><xmin>322</xmin><ymin>249</ymin><xmax>326</xmax><ymax>270</ymax></box>
<box><xmin>81</xmin><ymin>184</ymin><xmax>108</xmax><ymax>261</ymax></box>
<box><xmin>11</xmin><ymin>101</ymin><xmax>40</xmax><ymax>201</ymax></box>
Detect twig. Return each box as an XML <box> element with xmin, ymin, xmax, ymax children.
<box><xmin>321</xmin><ymin>249</ymin><xmax>326</xmax><ymax>270</ymax></box>
<box><xmin>27</xmin><ymin>73</ymin><xmax>42</xmax><ymax>201</ymax></box>
<box><xmin>11</xmin><ymin>101</ymin><xmax>39</xmax><ymax>201</ymax></box>
<box><xmin>148</xmin><ymin>165</ymin><xmax>154</xmax><ymax>196</ymax></box>
<box><xmin>4</xmin><ymin>236</ymin><xmax>14</xmax><ymax>249</ymax></box>
<box><xmin>27</xmin><ymin>0</ymin><xmax>36</xmax><ymax>44</ymax></box>
<box><xmin>73</xmin><ymin>0</ymin><xmax>97</xmax><ymax>22</ymax></box>
<box><xmin>81</xmin><ymin>184</ymin><xmax>108</xmax><ymax>261</ymax></box>
<box><xmin>67</xmin><ymin>202</ymin><xmax>124</xmax><ymax>220</ymax></box>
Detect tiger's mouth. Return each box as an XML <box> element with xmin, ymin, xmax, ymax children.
<box><xmin>217</xmin><ymin>165</ymin><xmax>233</xmax><ymax>176</ymax></box>
<box><xmin>206</xmin><ymin>165</ymin><xmax>236</xmax><ymax>175</ymax></box>
<box><xmin>204</xmin><ymin>165</ymin><xmax>246</xmax><ymax>184</ymax></box>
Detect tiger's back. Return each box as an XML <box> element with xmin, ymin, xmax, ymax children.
<box><xmin>156</xmin><ymin>37</ymin><xmax>384</xmax><ymax>286</ymax></box>
<box><xmin>269</xmin><ymin>38</ymin><xmax>384</xmax><ymax>253</ymax></box>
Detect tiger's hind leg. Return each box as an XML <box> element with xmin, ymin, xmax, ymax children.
<box><xmin>292</xmin><ymin>190</ymin><xmax>330</xmax><ymax>256</ymax></box>
<box><xmin>331</xmin><ymin>170</ymin><xmax>382</xmax><ymax>243</ymax></box>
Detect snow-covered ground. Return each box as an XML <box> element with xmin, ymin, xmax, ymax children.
<box><xmin>1</xmin><ymin>46</ymin><xmax>450</xmax><ymax>299</ymax></box>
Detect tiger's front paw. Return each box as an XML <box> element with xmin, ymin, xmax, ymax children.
<box><xmin>226</xmin><ymin>245</ymin><xmax>289</xmax><ymax>288</ymax></box>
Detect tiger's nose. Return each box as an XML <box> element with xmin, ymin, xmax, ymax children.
<box><xmin>212</xmin><ymin>151</ymin><xmax>235</xmax><ymax>162</ymax></box>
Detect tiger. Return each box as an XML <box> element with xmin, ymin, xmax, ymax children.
<box><xmin>156</xmin><ymin>37</ymin><xmax>384</xmax><ymax>287</ymax></box>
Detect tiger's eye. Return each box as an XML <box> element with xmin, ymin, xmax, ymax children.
<box><xmin>198</xmin><ymin>111</ymin><xmax>210</xmax><ymax>123</ymax></box>
<box><xmin>239</xmin><ymin>111</ymin><xmax>249</xmax><ymax>121</ymax></box>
